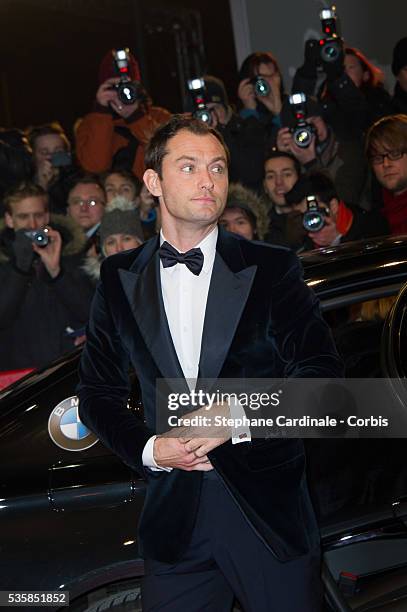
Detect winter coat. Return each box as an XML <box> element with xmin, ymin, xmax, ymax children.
<box><xmin>0</xmin><ymin>215</ymin><xmax>95</xmax><ymax>371</ymax></box>
<box><xmin>75</xmin><ymin>105</ymin><xmax>171</xmax><ymax>180</ymax></box>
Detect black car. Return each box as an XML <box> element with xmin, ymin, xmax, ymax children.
<box><xmin>1</xmin><ymin>236</ymin><xmax>407</xmax><ymax>612</ymax></box>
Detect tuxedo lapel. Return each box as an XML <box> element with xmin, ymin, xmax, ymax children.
<box><xmin>198</xmin><ymin>232</ymin><xmax>257</xmax><ymax>383</ymax></box>
<box><xmin>118</xmin><ymin>239</ymin><xmax>188</xmax><ymax>390</ymax></box>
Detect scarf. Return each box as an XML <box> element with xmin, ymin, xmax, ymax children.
<box><xmin>382</xmin><ymin>188</ymin><xmax>407</xmax><ymax>235</ymax></box>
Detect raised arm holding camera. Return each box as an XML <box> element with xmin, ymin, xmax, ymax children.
<box><xmin>76</xmin><ymin>48</ymin><xmax>171</xmax><ymax>181</ymax></box>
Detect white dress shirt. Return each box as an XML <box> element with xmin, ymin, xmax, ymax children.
<box><xmin>142</xmin><ymin>226</ymin><xmax>250</xmax><ymax>470</ymax></box>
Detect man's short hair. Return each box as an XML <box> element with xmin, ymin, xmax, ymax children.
<box><xmin>67</xmin><ymin>173</ymin><xmax>106</xmax><ymax>198</ymax></box>
<box><xmin>27</xmin><ymin>122</ymin><xmax>71</xmax><ymax>152</ymax></box>
<box><xmin>366</xmin><ymin>114</ymin><xmax>407</xmax><ymax>157</ymax></box>
<box><xmin>3</xmin><ymin>182</ymin><xmax>48</xmax><ymax>215</ymax></box>
<box><xmin>144</xmin><ymin>114</ymin><xmax>230</xmax><ymax>178</ymax></box>
<box><xmin>285</xmin><ymin>171</ymin><xmax>338</xmax><ymax>207</ymax></box>
<box><xmin>264</xmin><ymin>150</ymin><xmax>301</xmax><ymax>177</ymax></box>
<box><xmin>101</xmin><ymin>169</ymin><xmax>142</xmax><ymax>195</ymax></box>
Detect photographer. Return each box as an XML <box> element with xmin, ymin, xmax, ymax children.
<box><xmin>284</xmin><ymin>172</ymin><xmax>388</xmax><ymax>252</ymax></box>
<box><xmin>293</xmin><ymin>43</ymin><xmax>392</xmax><ymax>141</ymax></box>
<box><xmin>0</xmin><ymin>183</ymin><xmax>94</xmax><ymax>371</ymax></box>
<box><xmin>27</xmin><ymin>122</ymin><xmax>77</xmax><ymax>214</ymax></box>
<box><xmin>190</xmin><ymin>75</ymin><xmax>271</xmax><ymax>192</ymax></box>
<box><xmin>76</xmin><ymin>49</ymin><xmax>171</xmax><ymax>180</ymax></box>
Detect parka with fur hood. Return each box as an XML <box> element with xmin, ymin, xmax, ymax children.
<box><xmin>0</xmin><ymin>214</ymin><xmax>95</xmax><ymax>371</ymax></box>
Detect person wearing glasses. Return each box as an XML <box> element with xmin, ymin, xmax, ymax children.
<box><xmin>366</xmin><ymin>114</ymin><xmax>407</xmax><ymax>236</ymax></box>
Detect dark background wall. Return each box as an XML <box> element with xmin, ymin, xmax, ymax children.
<box><xmin>242</xmin><ymin>0</ymin><xmax>407</xmax><ymax>92</ymax></box>
<box><xmin>0</xmin><ymin>0</ymin><xmax>237</xmax><ymax>136</ymax></box>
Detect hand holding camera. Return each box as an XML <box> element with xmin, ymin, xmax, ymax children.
<box><xmin>32</xmin><ymin>226</ymin><xmax>62</xmax><ymax>278</ymax></box>
<box><xmin>237</xmin><ymin>78</ymin><xmax>257</xmax><ymax>110</ymax></box>
<box><xmin>305</xmin><ymin>7</ymin><xmax>344</xmax><ymax>78</ymax></box>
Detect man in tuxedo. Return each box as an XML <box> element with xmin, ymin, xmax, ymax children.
<box><xmin>78</xmin><ymin>115</ymin><xmax>343</xmax><ymax>611</ymax></box>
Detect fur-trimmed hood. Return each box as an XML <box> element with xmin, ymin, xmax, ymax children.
<box><xmin>0</xmin><ymin>213</ymin><xmax>86</xmax><ymax>264</ymax></box>
<box><xmin>226</xmin><ymin>183</ymin><xmax>269</xmax><ymax>240</ymax></box>
<box><xmin>82</xmin><ymin>253</ymin><xmax>103</xmax><ymax>283</ymax></box>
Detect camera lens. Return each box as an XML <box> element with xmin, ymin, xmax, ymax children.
<box><xmin>195</xmin><ymin>109</ymin><xmax>212</xmax><ymax>124</ymax></box>
<box><xmin>321</xmin><ymin>42</ymin><xmax>341</xmax><ymax>63</ymax></box>
<box><xmin>117</xmin><ymin>81</ymin><xmax>138</xmax><ymax>105</ymax></box>
<box><xmin>254</xmin><ymin>77</ymin><xmax>270</xmax><ymax>97</ymax></box>
<box><xmin>303</xmin><ymin>211</ymin><xmax>325</xmax><ymax>232</ymax></box>
<box><xmin>293</xmin><ymin>126</ymin><xmax>313</xmax><ymax>148</ymax></box>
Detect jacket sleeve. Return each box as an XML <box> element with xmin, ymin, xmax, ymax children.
<box><xmin>269</xmin><ymin>252</ymin><xmax>344</xmax><ymax>378</ymax></box>
<box><xmin>77</xmin><ymin>271</ymin><xmax>153</xmax><ymax>475</ymax></box>
<box><xmin>48</xmin><ymin>259</ymin><xmax>95</xmax><ymax>324</ymax></box>
<box><xmin>76</xmin><ymin>112</ymin><xmax>116</xmax><ymax>173</ymax></box>
<box><xmin>0</xmin><ymin>263</ymin><xmax>31</xmax><ymax>328</ymax></box>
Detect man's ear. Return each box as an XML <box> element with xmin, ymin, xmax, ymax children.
<box><xmin>143</xmin><ymin>169</ymin><xmax>162</xmax><ymax>198</ymax></box>
<box><xmin>4</xmin><ymin>212</ymin><xmax>14</xmax><ymax>229</ymax></box>
<box><xmin>329</xmin><ymin>198</ymin><xmax>339</xmax><ymax>216</ymax></box>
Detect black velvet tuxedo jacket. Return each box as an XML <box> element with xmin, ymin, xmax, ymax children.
<box><xmin>78</xmin><ymin>228</ymin><xmax>343</xmax><ymax>563</ymax></box>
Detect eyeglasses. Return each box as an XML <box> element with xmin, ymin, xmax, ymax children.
<box><xmin>68</xmin><ymin>198</ymin><xmax>105</xmax><ymax>208</ymax></box>
<box><xmin>369</xmin><ymin>150</ymin><xmax>406</xmax><ymax>165</ymax></box>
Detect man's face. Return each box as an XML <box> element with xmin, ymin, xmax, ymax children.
<box><xmin>67</xmin><ymin>183</ymin><xmax>106</xmax><ymax>230</ymax></box>
<box><xmin>219</xmin><ymin>207</ymin><xmax>254</xmax><ymax>240</ymax></box>
<box><xmin>5</xmin><ymin>196</ymin><xmax>49</xmax><ymax>231</ymax></box>
<box><xmin>144</xmin><ymin>130</ymin><xmax>229</xmax><ymax>229</ymax></box>
<box><xmin>33</xmin><ymin>134</ymin><xmax>66</xmax><ymax>167</ymax></box>
<box><xmin>104</xmin><ymin>173</ymin><xmax>137</xmax><ymax>203</ymax></box>
<box><xmin>263</xmin><ymin>157</ymin><xmax>299</xmax><ymax>209</ymax></box>
<box><xmin>397</xmin><ymin>66</ymin><xmax>407</xmax><ymax>93</ymax></box>
<box><xmin>371</xmin><ymin>146</ymin><xmax>407</xmax><ymax>196</ymax></box>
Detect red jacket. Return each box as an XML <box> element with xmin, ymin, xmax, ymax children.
<box><xmin>76</xmin><ymin>106</ymin><xmax>171</xmax><ymax>180</ymax></box>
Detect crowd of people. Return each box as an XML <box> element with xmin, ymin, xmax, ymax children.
<box><xmin>1</xmin><ymin>35</ymin><xmax>407</xmax><ymax>374</ymax></box>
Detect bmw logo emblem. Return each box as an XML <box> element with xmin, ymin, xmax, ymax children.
<box><xmin>48</xmin><ymin>396</ymin><xmax>99</xmax><ymax>451</ymax></box>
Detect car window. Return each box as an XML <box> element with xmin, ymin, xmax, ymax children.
<box><xmin>323</xmin><ymin>295</ymin><xmax>397</xmax><ymax>378</ymax></box>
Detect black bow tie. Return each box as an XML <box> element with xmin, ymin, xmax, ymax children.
<box><xmin>159</xmin><ymin>241</ymin><xmax>204</xmax><ymax>276</ymax></box>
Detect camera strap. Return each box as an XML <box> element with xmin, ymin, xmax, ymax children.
<box><xmin>113</xmin><ymin>126</ymin><xmax>140</xmax><ymax>172</ymax></box>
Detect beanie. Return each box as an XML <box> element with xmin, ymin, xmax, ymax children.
<box><xmin>99</xmin><ymin>197</ymin><xmax>143</xmax><ymax>245</ymax></box>
<box><xmin>98</xmin><ymin>49</ymin><xmax>141</xmax><ymax>84</ymax></box>
<box><xmin>392</xmin><ymin>37</ymin><xmax>407</xmax><ymax>76</ymax></box>
<box><xmin>203</xmin><ymin>75</ymin><xmax>229</xmax><ymax>107</ymax></box>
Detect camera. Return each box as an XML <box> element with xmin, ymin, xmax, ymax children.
<box><xmin>24</xmin><ymin>228</ymin><xmax>50</xmax><ymax>248</ymax></box>
<box><xmin>187</xmin><ymin>78</ymin><xmax>212</xmax><ymax>124</ymax></box>
<box><xmin>319</xmin><ymin>8</ymin><xmax>342</xmax><ymax>63</ymax></box>
<box><xmin>112</xmin><ymin>48</ymin><xmax>142</xmax><ymax>105</ymax></box>
<box><xmin>306</xmin><ymin>7</ymin><xmax>343</xmax><ymax>68</ymax></box>
<box><xmin>288</xmin><ymin>93</ymin><xmax>315</xmax><ymax>148</ymax></box>
<box><xmin>303</xmin><ymin>195</ymin><xmax>329</xmax><ymax>232</ymax></box>
<box><xmin>250</xmin><ymin>76</ymin><xmax>270</xmax><ymax>97</ymax></box>
<box><xmin>51</xmin><ymin>151</ymin><xmax>71</xmax><ymax>168</ymax></box>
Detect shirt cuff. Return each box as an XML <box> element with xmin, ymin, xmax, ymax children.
<box><xmin>229</xmin><ymin>397</ymin><xmax>251</xmax><ymax>444</ymax></box>
<box><xmin>142</xmin><ymin>435</ymin><xmax>173</xmax><ymax>472</ymax></box>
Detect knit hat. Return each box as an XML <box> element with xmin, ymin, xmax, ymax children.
<box><xmin>225</xmin><ymin>183</ymin><xmax>269</xmax><ymax>240</ymax></box>
<box><xmin>99</xmin><ymin>197</ymin><xmax>143</xmax><ymax>246</ymax></box>
<box><xmin>203</xmin><ymin>76</ymin><xmax>229</xmax><ymax>108</ymax></box>
<box><xmin>392</xmin><ymin>37</ymin><xmax>407</xmax><ymax>76</ymax></box>
<box><xmin>98</xmin><ymin>49</ymin><xmax>141</xmax><ymax>84</ymax></box>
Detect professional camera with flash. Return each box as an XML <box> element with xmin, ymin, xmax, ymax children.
<box><xmin>318</xmin><ymin>7</ymin><xmax>342</xmax><ymax>64</ymax></box>
<box><xmin>112</xmin><ymin>48</ymin><xmax>141</xmax><ymax>105</ymax></box>
<box><xmin>288</xmin><ymin>93</ymin><xmax>315</xmax><ymax>148</ymax></box>
<box><xmin>187</xmin><ymin>78</ymin><xmax>212</xmax><ymax>124</ymax></box>
<box><xmin>303</xmin><ymin>195</ymin><xmax>330</xmax><ymax>232</ymax></box>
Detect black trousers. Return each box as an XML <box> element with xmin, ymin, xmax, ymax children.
<box><xmin>142</xmin><ymin>472</ymin><xmax>322</xmax><ymax>612</ymax></box>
